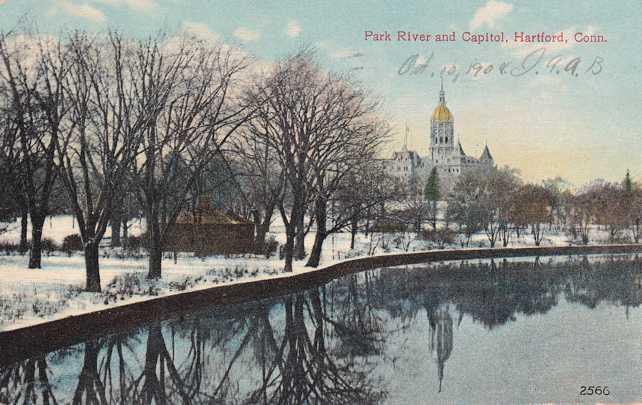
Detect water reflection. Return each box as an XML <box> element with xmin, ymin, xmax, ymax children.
<box><xmin>1</xmin><ymin>255</ymin><xmax>641</xmax><ymax>404</ymax></box>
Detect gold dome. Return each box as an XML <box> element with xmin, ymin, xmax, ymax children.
<box><xmin>431</xmin><ymin>104</ymin><xmax>453</xmax><ymax>122</ymax></box>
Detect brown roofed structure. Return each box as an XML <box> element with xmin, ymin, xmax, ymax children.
<box><xmin>165</xmin><ymin>196</ymin><xmax>254</xmax><ymax>255</ymax></box>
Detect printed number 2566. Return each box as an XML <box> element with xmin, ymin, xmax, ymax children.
<box><xmin>580</xmin><ymin>386</ymin><xmax>609</xmax><ymax>395</ymax></box>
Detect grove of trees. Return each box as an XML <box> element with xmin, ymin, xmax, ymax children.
<box><xmin>445</xmin><ymin>167</ymin><xmax>642</xmax><ymax>248</ymax></box>
<box><xmin>1</xmin><ymin>26</ymin><xmax>641</xmax><ymax>295</ymax></box>
<box><xmin>0</xmin><ymin>28</ymin><xmax>393</xmax><ymax>291</ymax></box>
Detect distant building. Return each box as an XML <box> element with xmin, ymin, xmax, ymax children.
<box><xmin>164</xmin><ymin>196</ymin><xmax>254</xmax><ymax>255</ymax></box>
<box><xmin>384</xmin><ymin>82</ymin><xmax>494</xmax><ymax>196</ymax></box>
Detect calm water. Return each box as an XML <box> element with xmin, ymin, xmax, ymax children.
<box><xmin>1</xmin><ymin>255</ymin><xmax>642</xmax><ymax>404</ymax></box>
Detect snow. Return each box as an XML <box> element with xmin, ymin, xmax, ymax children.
<box><xmin>0</xmin><ymin>214</ymin><xmax>632</xmax><ymax>332</ymax></box>
<box><xmin>0</xmin><ymin>214</ymin><xmax>146</xmax><ymax>244</ymax></box>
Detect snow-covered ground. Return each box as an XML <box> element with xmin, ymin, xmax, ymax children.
<box><xmin>0</xmin><ymin>214</ymin><xmax>626</xmax><ymax>332</ymax></box>
<box><xmin>0</xmin><ymin>215</ymin><xmax>146</xmax><ymax>245</ymax></box>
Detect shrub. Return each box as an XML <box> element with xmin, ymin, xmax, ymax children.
<box><xmin>0</xmin><ymin>293</ymin><xmax>28</xmax><ymax>325</ymax></box>
<box><xmin>169</xmin><ymin>276</ymin><xmax>203</xmax><ymax>291</ymax></box>
<box><xmin>370</xmin><ymin>220</ymin><xmax>407</xmax><ymax>233</ymax></box>
<box><xmin>0</xmin><ymin>241</ymin><xmax>21</xmax><ymax>255</ymax></box>
<box><xmin>263</xmin><ymin>235</ymin><xmax>278</xmax><ymax>258</ymax></box>
<box><xmin>125</xmin><ymin>235</ymin><xmax>145</xmax><ymax>250</ymax></box>
<box><xmin>41</xmin><ymin>238</ymin><xmax>59</xmax><ymax>255</ymax></box>
<box><xmin>102</xmin><ymin>273</ymin><xmax>159</xmax><ymax>303</ymax></box>
<box><xmin>62</xmin><ymin>234</ymin><xmax>83</xmax><ymax>255</ymax></box>
<box><xmin>419</xmin><ymin>229</ymin><xmax>456</xmax><ymax>248</ymax></box>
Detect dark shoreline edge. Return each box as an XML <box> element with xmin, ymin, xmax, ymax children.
<box><xmin>1</xmin><ymin>244</ymin><xmax>641</xmax><ymax>366</ymax></box>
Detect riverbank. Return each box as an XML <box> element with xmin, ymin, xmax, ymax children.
<box><xmin>1</xmin><ymin>243</ymin><xmax>642</xmax><ymax>366</ymax></box>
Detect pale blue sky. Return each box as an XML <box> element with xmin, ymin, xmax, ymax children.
<box><xmin>1</xmin><ymin>0</ymin><xmax>641</xmax><ymax>184</ymax></box>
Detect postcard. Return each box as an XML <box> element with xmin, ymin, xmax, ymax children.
<box><xmin>0</xmin><ymin>0</ymin><xmax>640</xmax><ymax>403</ymax></box>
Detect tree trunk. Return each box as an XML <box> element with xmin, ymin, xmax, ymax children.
<box><xmin>19</xmin><ymin>207</ymin><xmax>28</xmax><ymax>254</ymax></box>
<box><xmin>431</xmin><ymin>201</ymin><xmax>437</xmax><ymax>230</ymax></box>
<box><xmin>110</xmin><ymin>206</ymin><xmax>122</xmax><ymax>248</ymax></box>
<box><xmin>28</xmin><ymin>214</ymin><xmax>45</xmax><ymax>269</ymax></box>
<box><xmin>283</xmin><ymin>229</ymin><xmax>294</xmax><ymax>272</ymax></box>
<box><xmin>148</xmin><ymin>240</ymin><xmax>162</xmax><ymax>279</ymax></box>
<box><xmin>253</xmin><ymin>204</ymin><xmax>274</xmax><ymax>254</ymax></box>
<box><xmin>252</xmin><ymin>210</ymin><xmax>264</xmax><ymax>253</ymax></box>
<box><xmin>84</xmin><ymin>241</ymin><xmax>101</xmax><ymax>292</ymax></box>
<box><xmin>500</xmin><ymin>224</ymin><xmax>508</xmax><ymax>247</ymax></box>
<box><xmin>294</xmin><ymin>210</ymin><xmax>306</xmax><ymax>260</ymax></box>
<box><xmin>122</xmin><ymin>217</ymin><xmax>129</xmax><ymax>247</ymax></box>
<box><xmin>305</xmin><ymin>196</ymin><xmax>327</xmax><ymax>268</ymax></box>
<box><xmin>532</xmin><ymin>224</ymin><xmax>542</xmax><ymax>246</ymax></box>
<box><xmin>255</xmin><ymin>225</ymin><xmax>266</xmax><ymax>254</ymax></box>
<box><xmin>279</xmin><ymin>202</ymin><xmax>296</xmax><ymax>273</ymax></box>
<box><xmin>365</xmin><ymin>206</ymin><xmax>371</xmax><ymax>237</ymax></box>
<box><xmin>305</xmin><ymin>232</ymin><xmax>326</xmax><ymax>268</ymax></box>
<box><xmin>147</xmin><ymin>215</ymin><xmax>162</xmax><ymax>279</ymax></box>
<box><xmin>350</xmin><ymin>216</ymin><xmax>358</xmax><ymax>250</ymax></box>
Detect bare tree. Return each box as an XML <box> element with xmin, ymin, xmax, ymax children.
<box><xmin>304</xmin><ymin>118</ymin><xmax>389</xmax><ymax>267</ymax></box>
<box><xmin>337</xmin><ymin>160</ymin><xmax>396</xmax><ymax>250</ymax></box>
<box><xmin>244</xmin><ymin>51</ymin><xmax>318</xmax><ymax>271</ymax></box>
<box><xmin>512</xmin><ymin>184</ymin><xmax>551</xmax><ymax>246</ymax></box>
<box><xmin>131</xmin><ymin>34</ymin><xmax>251</xmax><ymax>279</ymax></box>
<box><xmin>446</xmin><ymin>171</ymin><xmax>484</xmax><ymax>246</ymax></box>
<box><xmin>477</xmin><ymin>166</ymin><xmax>521</xmax><ymax>248</ymax></box>
<box><xmin>0</xmin><ymin>31</ymin><xmax>69</xmax><ymax>268</ymax></box>
<box><xmin>0</xmin><ymin>98</ymin><xmax>23</xmax><ymax>240</ymax></box>
<box><xmin>246</xmin><ymin>50</ymin><xmax>385</xmax><ymax>270</ymax></box>
<box><xmin>56</xmin><ymin>32</ymin><xmax>147</xmax><ymax>292</ymax></box>
<box><xmin>569</xmin><ymin>190</ymin><xmax>595</xmax><ymax>244</ymax></box>
<box><xmin>591</xmin><ymin>183</ymin><xmax>628</xmax><ymax>242</ymax></box>
<box><xmin>231</xmin><ymin>133</ymin><xmax>285</xmax><ymax>253</ymax></box>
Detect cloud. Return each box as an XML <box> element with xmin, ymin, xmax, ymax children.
<box><xmin>318</xmin><ymin>41</ymin><xmax>363</xmax><ymax>59</ymax></box>
<box><xmin>233</xmin><ymin>27</ymin><xmax>260</xmax><ymax>42</ymax></box>
<box><xmin>469</xmin><ymin>0</ymin><xmax>513</xmax><ymax>31</ymax></box>
<box><xmin>287</xmin><ymin>19</ymin><xmax>302</xmax><ymax>38</ymax></box>
<box><xmin>330</xmin><ymin>48</ymin><xmax>362</xmax><ymax>59</ymax></box>
<box><xmin>55</xmin><ymin>0</ymin><xmax>106</xmax><ymax>23</ymax></box>
<box><xmin>181</xmin><ymin>21</ymin><xmax>221</xmax><ymax>43</ymax></box>
<box><xmin>94</xmin><ymin>0</ymin><xmax>156</xmax><ymax>13</ymax></box>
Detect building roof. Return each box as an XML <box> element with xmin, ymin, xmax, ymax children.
<box><xmin>431</xmin><ymin>104</ymin><xmax>453</xmax><ymax>122</ymax></box>
<box><xmin>392</xmin><ymin>149</ymin><xmax>421</xmax><ymax>161</ymax></box>
<box><xmin>431</xmin><ymin>81</ymin><xmax>454</xmax><ymax>122</ymax></box>
<box><xmin>480</xmin><ymin>145</ymin><xmax>494</xmax><ymax>161</ymax></box>
<box><xmin>175</xmin><ymin>196</ymin><xmax>250</xmax><ymax>225</ymax></box>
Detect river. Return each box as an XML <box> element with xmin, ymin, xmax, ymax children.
<box><xmin>1</xmin><ymin>254</ymin><xmax>641</xmax><ymax>404</ymax></box>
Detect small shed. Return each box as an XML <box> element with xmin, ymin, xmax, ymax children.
<box><xmin>164</xmin><ymin>197</ymin><xmax>254</xmax><ymax>255</ymax></box>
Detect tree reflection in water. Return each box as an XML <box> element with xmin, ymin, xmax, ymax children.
<box><xmin>0</xmin><ymin>254</ymin><xmax>641</xmax><ymax>403</ymax></box>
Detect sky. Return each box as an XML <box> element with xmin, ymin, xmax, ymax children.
<box><xmin>0</xmin><ymin>0</ymin><xmax>641</xmax><ymax>186</ymax></box>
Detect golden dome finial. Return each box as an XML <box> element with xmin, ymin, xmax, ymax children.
<box><xmin>432</xmin><ymin>80</ymin><xmax>453</xmax><ymax>122</ymax></box>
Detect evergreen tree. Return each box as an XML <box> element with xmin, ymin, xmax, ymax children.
<box><xmin>623</xmin><ymin>169</ymin><xmax>633</xmax><ymax>193</ymax></box>
<box><xmin>622</xmin><ymin>169</ymin><xmax>641</xmax><ymax>242</ymax></box>
<box><xmin>424</xmin><ymin>167</ymin><xmax>441</xmax><ymax>229</ymax></box>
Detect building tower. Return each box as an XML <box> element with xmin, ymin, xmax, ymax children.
<box><xmin>429</xmin><ymin>79</ymin><xmax>454</xmax><ymax>164</ymax></box>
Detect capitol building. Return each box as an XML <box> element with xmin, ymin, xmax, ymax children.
<box><xmin>385</xmin><ymin>83</ymin><xmax>495</xmax><ymax>196</ymax></box>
